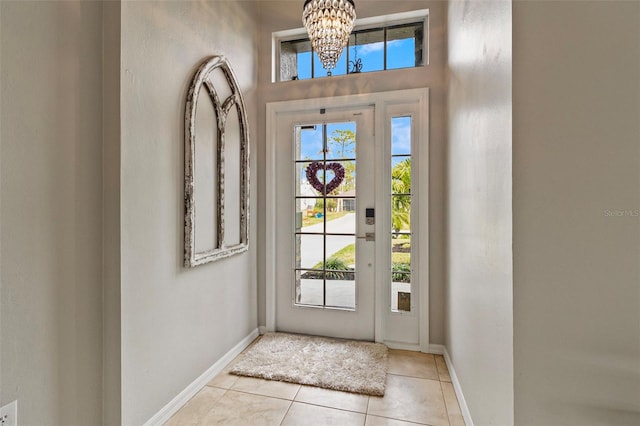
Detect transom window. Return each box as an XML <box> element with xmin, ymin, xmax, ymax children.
<box><xmin>275</xmin><ymin>10</ymin><xmax>428</xmax><ymax>82</ymax></box>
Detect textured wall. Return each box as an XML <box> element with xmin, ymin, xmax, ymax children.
<box><xmin>513</xmin><ymin>2</ymin><xmax>640</xmax><ymax>424</ymax></box>
<box><xmin>119</xmin><ymin>1</ymin><xmax>259</xmax><ymax>423</ymax></box>
<box><xmin>446</xmin><ymin>0</ymin><xmax>514</xmax><ymax>424</ymax></box>
<box><xmin>0</xmin><ymin>1</ymin><xmax>104</xmax><ymax>424</ymax></box>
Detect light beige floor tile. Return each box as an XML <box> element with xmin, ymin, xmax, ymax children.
<box><xmin>295</xmin><ymin>385</ymin><xmax>369</xmax><ymax>413</ymax></box>
<box><xmin>207</xmin><ymin>349</ymin><xmax>247</xmax><ymax>389</ymax></box>
<box><xmin>164</xmin><ymin>386</ymin><xmax>226</xmax><ymax>426</ymax></box>
<box><xmin>201</xmin><ymin>390</ymin><xmax>291</xmax><ymax>425</ymax></box>
<box><xmin>365</xmin><ymin>415</ymin><xmax>424</xmax><ymax>425</ymax></box>
<box><xmin>281</xmin><ymin>402</ymin><xmax>366</xmax><ymax>426</ymax></box>
<box><xmin>231</xmin><ymin>376</ymin><xmax>300</xmax><ymax>400</ymax></box>
<box><xmin>442</xmin><ymin>382</ymin><xmax>465</xmax><ymax>426</ymax></box>
<box><xmin>208</xmin><ymin>369</ymin><xmax>239</xmax><ymax>389</ymax></box>
<box><xmin>435</xmin><ymin>355</ymin><xmax>451</xmax><ymax>382</ymax></box>
<box><xmin>368</xmin><ymin>374</ymin><xmax>448</xmax><ymax>426</ymax></box>
<box><xmin>387</xmin><ymin>349</ymin><xmax>439</xmax><ymax>380</ymax></box>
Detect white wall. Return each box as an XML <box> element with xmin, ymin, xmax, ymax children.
<box><xmin>513</xmin><ymin>2</ymin><xmax>640</xmax><ymax>424</ymax></box>
<box><xmin>257</xmin><ymin>0</ymin><xmax>448</xmax><ymax>344</ymax></box>
<box><xmin>446</xmin><ymin>0</ymin><xmax>513</xmax><ymax>424</ymax></box>
<box><xmin>119</xmin><ymin>1</ymin><xmax>259</xmax><ymax>423</ymax></box>
<box><xmin>0</xmin><ymin>1</ymin><xmax>104</xmax><ymax>424</ymax></box>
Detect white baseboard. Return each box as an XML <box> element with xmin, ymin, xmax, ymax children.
<box><xmin>429</xmin><ymin>343</ymin><xmax>445</xmax><ymax>355</ymax></box>
<box><xmin>383</xmin><ymin>342</ymin><xmax>444</xmax><ymax>355</ymax></box>
<box><xmin>144</xmin><ymin>328</ymin><xmax>260</xmax><ymax>426</ymax></box>
<box><xmin>384</xmin><ymin>341</ymin><xmax>421</xmax><ymax>351</ymax></box>
<box><xmin>258</xmin><ymin>325</ymin><xmax>268</xmax><ymax>335</ymax></box>
<box><xmin>443</xmin><ymin>347</ymin><xmax>474</xmax><ymax>426</ymax></box>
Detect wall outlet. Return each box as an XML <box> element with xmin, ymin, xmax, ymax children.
<box><xmin>0</xmin><ymin>400</ymin><xmax>17</xmax><ymax>426</ymax></box>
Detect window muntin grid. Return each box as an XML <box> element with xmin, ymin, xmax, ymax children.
<box><xmin>279</xmin><ymin>21</ymin><xmax>425</xmax><ymax>81</ymax></box>
<box><xmin>390</xmin><ymin>116</ymin><xmax>412</xmax><ymax>313</ymax></box>
<box><xmin>294</xmin><ymin>122</ymin><xmax>358</xmax><ymax>309</ymax></box>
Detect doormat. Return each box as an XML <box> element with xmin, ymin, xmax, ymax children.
<box><xmin>230</xmin><ymin>332</ymin><xmax>388</xmax><ymax>396</ymax></box>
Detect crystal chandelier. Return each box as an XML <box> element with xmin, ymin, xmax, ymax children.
<box><xmin>303</xmin><ymin>0</ymin><xmax>356</xmax><ymax>76</ymax></box>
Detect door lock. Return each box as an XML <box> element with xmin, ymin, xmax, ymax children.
<box><xmin>366</xmin><ymin>208</ymin><xmax>375</xmax><ymax>225</ymax></box>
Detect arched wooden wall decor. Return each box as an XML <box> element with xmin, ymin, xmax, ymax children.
<box><xmin>184</xmin><ymin>56</ymin><xmax>249</xmax><ymax>267</ymax></box>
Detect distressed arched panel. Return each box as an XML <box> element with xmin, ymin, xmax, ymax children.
<box><xmin>184</xmin><ymin>56</ymin><xmax>249</xmax><ymax>267</ymax></box>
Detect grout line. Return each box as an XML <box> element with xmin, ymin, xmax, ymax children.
<box><xmin>225</xmin><ymin>388</ymin><xmax>301</xmax><ymax>403</ymax></box>
<box><xmin>367</xmin><ymin>413</ymin><xmax>430</xmax><ymax>425</ymax></box>
<box><xmin>439</xmin><ymin>380</ymin><xmax>453</xmax><ymax>426</ymax></box>
<box><xmin>289</xmin><ymin>399</ymin><xmax>369</xmax><ymax>415</ymax></box>
<box><xmin>434</xmin><ymin>355</ymin><xmax>442</xmax><ymax>379</ymax></box>
<box><xmin>292</xmin><ymin>385</ymin><xmax>302</xmax><ymax>401</ymax></box>
<box><xmin>434</xmin><ymin>355</ymin><xmax>451</xmax><ymax>383</ymax></box>
<box><xmin>386</xmin><ymin>372</ymin><xmax>441</xmax><ymax>382</ymax></box>
<box><xmin>278</xmin><ymin>400</ymin><xmax>295</xmax><ymax>426</ymax></box>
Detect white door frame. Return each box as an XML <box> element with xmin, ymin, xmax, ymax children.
<box><xmin>265</xmin><ymin>88</ymin><xmax>429</xmax><ymax>350</ymax></box>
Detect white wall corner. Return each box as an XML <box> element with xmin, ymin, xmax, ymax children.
<box><xmin>143</xmin><ymin>328</ymin><xmax>259</xmax><ymax>426</ymax></box>
<box><xmin>443</xmin><ymin>347</ymin><xmax>474</xmax><ymax>426</ymax></box>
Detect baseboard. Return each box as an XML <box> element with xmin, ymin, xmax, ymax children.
<box><xmin>384</xmin><ymin>342</ymin><xmax>444</xmax><ymax>355</ymax></box>
<box><xmin>258</xmin><ymin>325</ymin><xmax>268</xmax><ymax>335</ymax></box>
<box><xmin>443</xmin><ymin>347</ymin><xmax>474</xmax><ymax>426</ymax></box>
<box><xmin>384</xmin><ymin>341</ymin><xmax>421</xmax><ymax>351</ymax></box>
<box><xmin>429</xmin><ymin>343</ymin><xmax>445</xmax><ymax>355</ymax></box>
<box><xmin>144</xmin><ymin>328</ymin><xmax>260</xmax><ymax>426</ymax></box>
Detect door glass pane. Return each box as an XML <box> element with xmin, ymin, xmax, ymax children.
<box><xmin>326</xmin><ymin>123</ymin><xmax>357</xmax><ymax>160</ymax></box>
<box><xmin>296</xmin><ymin>162</ymin><xmax>317</xmax><ymax>197</ymax></box>
<box><xmin>296</xmin><ymin>269</ymin><xmax>324</xmax><ymax>306</ymax></box>
<box><xmin>297</xmin><ymin>125</ymin><xmax>324</xmax><ymax>161</ymax></box>
<box><xmin>325</xmin><ymin>235</ymin><xmax>356</xmax><ymax>309</ymax></box>
<box><xmin>317</xmin><ymin>159</ymin><xmax>356</xmax><ymax>196</ymax></box>
<box><xmin>326</xmin><ymin>275</ymin><xmax>356</xmax><ymax>309</ymax></box>
<box><xmin>325</xmin><ymin>198</ymin><xmax>356</xmax><ymax>234</ymax></box>
<box><xmin>294</xmin><ymin>121</ymin><xmax>357</xmax><ymax>309</ymax></box>
<box><xmin>296</xmin><ymin>234</ymin><xmax>324</xmax><ymax>269</ymax></box>
<box><xmin>297</xmin><ymin>197</ymin><xmax>325</xmax><ymax>233</ymax></box>
<box><xmin>392</xmin><ymin>236</ymin><xmax>411</xmax><ymax>269</ymax></box>
<box><xmin>391</xmin><ymin>116</ymin><xmax>412</xmax><ymax>155</ymax></box>
<box><xmin>390</xmin><ymin>116</ymin><xmax>412</xmax><ymax>313</ymax></box>
<box><xmin>391</xmin><ymin>196</ymin><xmax>411</xmax><ymax>231</ymax></box>
<box><xmin>325</xmin><ymin>235</ymin><xmax>356</xmax><ymax>271</ymax></box>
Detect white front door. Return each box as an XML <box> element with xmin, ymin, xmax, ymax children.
<box><xmin>267</xmin><ymin>89</ymin><xmax>430</xmax><ymax>349</ymax></box>
<box><xmin>274</xmin><ymin>106</ymin><xmax>376</xmax><ymax>340</ymax></box>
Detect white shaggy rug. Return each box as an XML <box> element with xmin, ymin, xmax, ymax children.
<box><xmin>230</xmin><ymin>333</ymin><xmax>388</xmax><ymax>396</ymax></box>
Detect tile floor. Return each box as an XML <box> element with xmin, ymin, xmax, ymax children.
<box><xmin>166</xmin><ymin>338</ymin><xmax>465</xmax><ymax>426</ymax></box>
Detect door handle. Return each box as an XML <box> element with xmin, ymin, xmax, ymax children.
<box><xmin>356</xmin><ymin>233</ymin><xmax>375</xmax><ymax>241</ymax></box>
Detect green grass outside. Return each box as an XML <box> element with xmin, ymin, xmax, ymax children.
<box><xmin>392</xmin><ymin>238</ymin><xmax>411</xmax><ymax>264</ymax></box>
<box><xmin>301</xmin><ymin>210</ymin><xmax>350</xmax><ymax>227</ymax></box>
<box><xmin>312</xmin><ymin>240</ymin><xmax>411</xmax><ymax>269</ymax></box>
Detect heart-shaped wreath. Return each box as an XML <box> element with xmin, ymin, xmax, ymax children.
<box><xmin>306</xmin><ymin>161</ymin><xmax>345</xmax><ymax>195</ymax></box>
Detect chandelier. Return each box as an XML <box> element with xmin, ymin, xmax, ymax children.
<box><xmin>303</xmin><ymin>0</ymin><xmax>356</xmax><ymax>75</ymax></box>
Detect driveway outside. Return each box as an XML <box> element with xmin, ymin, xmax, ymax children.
<box><xmin>298</xmin><ymin>212</ymin><xmax>356</xmax><ymax>269</ymax></box>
